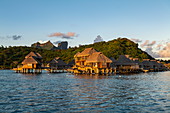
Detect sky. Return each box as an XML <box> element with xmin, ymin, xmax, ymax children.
<box><xmin>0</xmin><ymin>0</ymin><xmax>170</xmax><ymax>57</ymax></box>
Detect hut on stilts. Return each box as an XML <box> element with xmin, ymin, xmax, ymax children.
<box><xmin>113</xmin><ymin>55</ymin><xmax>140</xmax><ymax>73</ymax></box>
<box><xmin>13</xmin><ymin>52</ymin><xmax>43</xmax><ymax>74</ymax></box>
<box><xmin>46</xmin><ymin>57</ymin><xmax>68</xmax><ymax>73</ymax></box>
<box><xmin>142</xmin><ymin>59</ymin><xmax>152</xmax><ymax>72</ymax></box>
<box><xmin>71</xmin><ymin>48</ymin><xmax>112</xmax><ymax>74</ymax></box>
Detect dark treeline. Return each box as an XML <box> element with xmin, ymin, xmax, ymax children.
<box><xmin>0</xmin><ymin>38</ymin><xmax>153</xmax><ymax>69</ymax></box>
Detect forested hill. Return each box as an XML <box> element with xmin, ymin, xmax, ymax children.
<box><xmin>0</xmin><ymin>38</ymin><xmax>153</xmax><ymax>69</ymax></box>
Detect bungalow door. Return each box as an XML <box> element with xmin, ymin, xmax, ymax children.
<box><xmin>107</xmin><ymin>63</ymin><xmax>110</xmax><ymax>68</ymax></box>
<box><xmin>98</xmin><ymin>63</ymin><xmax>102</xmax><ymax>68</ymax></box>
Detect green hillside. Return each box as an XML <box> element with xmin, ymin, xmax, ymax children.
<box><xmin>0</xmin><ymin>38</ymin><xmax>153</xmax><ymax>69</ymax></box>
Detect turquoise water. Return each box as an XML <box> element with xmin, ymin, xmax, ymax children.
<box><xmin>0</xmin><ymin>70</ymin><xmax>170</xmax><ymax>112</ymax></box>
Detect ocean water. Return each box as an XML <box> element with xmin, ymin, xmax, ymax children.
<box><xmin>0</xmin><ymin>70</ymin><xmax>170</xmax><ymax>112</ymax></box>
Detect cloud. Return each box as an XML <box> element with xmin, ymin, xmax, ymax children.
<box><xmin>48</xmin><ymin>32</ymin><xmax>78</xmax><ymax>39</ymax></box>
<box><xmin>0</xmin><ymin>35</ymin><xmax>22</xmax><ymax>40</ymax></box>
<box><xmin>145</xmin><ymin>47</ymin><xmax>160</xmax><ymax>58</ymax></box>
<box><xmin>141</xmin><ymin>40</ymin><xmax>156</xmax><ymax>47</ymax></box>
<box><xmin>11</xmin><ymin>35</ymin><xmax>22</xmax><ymax>40</ymax></box>
<box><xmin>130</xmin><ymin>38</ymin><xmax>142</xmax><ymax>43</ymax></box>
<box><xmin>142</xmin><ymin>39</ymin><xmax>170</xmax><ymax>58</ymax></box>
<box><xmin>94</xmin><ymin>35</ymin><xmax>104</xmax><ymax>43</ymax></box>
<box><xmin>156</xmin><ymin>44</ymin><xmax>162</xmax><ymax>50</ymax></box>
<box><xmin>158</xmin><ymin>42</ymin><xmax>170</xmax><ymax>57</ymax></box>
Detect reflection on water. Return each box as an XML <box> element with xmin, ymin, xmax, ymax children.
<box><xmin>0</xmin><ymin>70</ymin><xmax>170</xmax><ymax>112</ymax></box>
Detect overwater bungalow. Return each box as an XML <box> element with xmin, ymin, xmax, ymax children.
<box><xmin>131</xmin><ymin>58</ymin><xmax>143</xmax><ymax>70</ymax></box>
<box><xmin>47</xmin><ymin>57</ymin><xmax>68</xmax><ymax>73</ymax></box>
<box><xmin>149</xmin><ymin>60</ymin><xmax>160</xmax><ymax>71</ymax></box>
<box><xmin>114</xmin><ymin>55</ymin><xmax>140</xmax><ymax>73</ymax></box>
<box><xmin>110</xmin><ymin>57</ymin><xmax>117</xmax><ymax>69</ymax></box>
<box><xmin>142</xmin><ymin>59</ymin><xmax>152</xmax><ymax>72</ymax></box>
<box><xmin>157</xmin><ymin>61</ymin><xmax>168</xmax><ymax>71</ymax></box>
<box><xmin>141</xmin><ymin>59</ymin><xmax>168</xmax><ymax>72</ymax></box>
<box><xmin>72</xmin><ymin>48</ymin><xmax>112</xmax><ymax>74</ymax></box>
<box><xmin>14</xmin><ymin>52</ymin><xmax>43</xmax><ymax>73</ymax></box>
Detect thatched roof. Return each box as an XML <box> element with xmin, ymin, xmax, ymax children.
<box><xmin>22</xmin><ymin>56</ymin><xmax>40</xmax><ymax>64</ymax></box>
<box><xmin>86</xmin><ymin>52</ymin><xmax>112</xmax><ymax>63</ymax></box>
<box><xmin>50</xmin><ymin>57</ymin><xmax>67</xmax><ymax>66</ymax></box>
<box><xmin>150</xmin><ymin>60</ymin><xmax>159</xmax><ymax>66</ymax></box>
<box><xmin>68</xmin><ymin>59</ymin><xmax>75</xmax><ymax>66</ymax></box>
<box><xmin>74</xmin><ymin>52</ymin><xmax>80</xmax><ymax>57</ymax></box>
<box><xmin>156</xmin><ymin>61</ymin><xmax>165</xmax><ymax>68</ymax></box>
<box><xmin>25</xmin><ymin>52</ymin><xmax>42</xmax><ymax>59</ymax></box>
<box><xmin>76</xmin><ymin>48</ymin><xmax>97</xmax><ymax>57</ymax></box>
<box><xmin>142</xmin><ymin>59</ymin><xmax>152</xmax><ymax>66</ymax></box>
<box><xmin>116</xmin><ymin>55</ymin><xmax>135</xmax><ymax>65</ymax></box>
<box><xmin>132</xmin><ymin>58</ymin><xmax>143</xmax><ymax>66</ymax></box>
<box><xmin>110</xmin><ymin>57</ymin><xmax>117</xmax><ymax>63</ymax></box>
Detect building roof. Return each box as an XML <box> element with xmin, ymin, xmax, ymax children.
<box><xmin>131</xmin><ymin>58</ymin><xmax>143</xmax><ymax>65</ymax></box>
<box><xmin>50</xmin><ymin>57</ymin><xmax>67</xmax><ymax>66</ymax></box>
<box><xmin>76</xmin><ymin>48</ymin><xmax>97</xmax><ymax>57</ymax></box>
<box><xmin>142</xmin><ymin>59</ymin><xmax>151</xmax><ymax>66</ymax></box>
<box><xmin>110</xmin><ymin>57</ymin><xmax>117</xmax><ymax>62</ymax></box>
<box><xmin>86</xmin><ymin>52</ymin><xmax>112</xmax><ymax>63</ymax></box>
<box><xmin>22</xmin><ymin>56</ymin><xmax>40</xmax><ymax>64</ymax></box>
<box><xmin>25</xmin><ymin>52</ymin><xmax>42</xmax><ymax>59</ymax></box>
<box><xmin>150</xmin><ymin>60</ymin><xmax>159</xmax><ymax>66</ymax></box>
<box><xmin>68</xmin><ymin>59</ymin><xmax>75</xmax><ymax>66</ymax></box>
<box><xmin>116</xmin><ymin>55</ymin><xmax>135</xmax><ymax>65</ymax></box>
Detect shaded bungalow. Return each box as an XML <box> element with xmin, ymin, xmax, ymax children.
<box><xmin>116</xmin><ymin>55</ymin><xmax>139</xmax><ymax>69</ymax></box>
<box><xmin>149</xmin><ymin>60</ymin><xmax>160</xmax><ymax>71</ymax></box>
<box><xmin>142</xmin><ymin>59</ymin><xmax>152</xmax><ymax>71</ymax></box>
<box><xmin>47</xmin><ymin>57</ymin><xmax>68</xmax><ymax>70</ymax></box>
<box><xmin>157</xmin><ymin>61</ymin><xmax>168</xmax><ymax>71</ymax></box>
<box><xmin>110</xmin><ymin>57</ymin><xmax>117</xmax><ymax>68</ymax></box>
<box><xmin>131</xmin><ymin>58</ymin><xmax>143</xmax><ymax>69</ymax></box>
<box><xmin>142</xmin><ymin>59</ymin><xmax>168</xmax><ymax>72</ymax></box>
<box><xmin>67</xmin><ymin>59</ymin><xmax>75</xmax><ymax>68</ymax></box>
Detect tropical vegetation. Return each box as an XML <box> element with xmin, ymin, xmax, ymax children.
<box><xmin>0</xmin><ymin>38</ymin><xmax>154</xmax><ymax>69</ymax></box>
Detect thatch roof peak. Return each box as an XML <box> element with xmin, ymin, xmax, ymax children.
<box><xmin>25</xmin><ymin>52</ymin><xmax>42</xmax><ymax>59</ymax></box>
<box><xmin>86</xmin><ymin>52</ymin><xmax>112</xmax><ymax>63</ymax></box>
<box><xmin>76</xmin><ymin>47</ymin><xmax>97</xmax><ymax>57</ymax></box>
<box><xmin>68</xmin><ymin>59</ymin><xmax>75</xmax><ymax>65</ymax></box>
<box><xmin>117</xmin><ymin>55</ymin><xmax>133</xmax><ymax>63</ymax></box>
<box><xmin>50</xmin><ymin>57</ymin><xmax>67</xmax><ymax>66</ymax></box>
<box><xmin>116</xmin><ymin>55</ymin><xmax>135</xmax><ymax>65</ymax></box>
<box><xmin>22</xmin><ymin>56</ymin><xmax>41</xmax><ymax>64</ymax></box>
<box><xmin>110</xmin><ymin>57</ymin><xmax>116</xmax><ymax>62</ymax></box>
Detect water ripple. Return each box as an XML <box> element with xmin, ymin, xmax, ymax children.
<box><xmin>0</xmin><ymin>70</ymin><xmax>170</xmax><ymax>112</ymax></box>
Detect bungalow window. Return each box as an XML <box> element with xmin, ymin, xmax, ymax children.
<box><xmin>27</xmin><ymin>64</ymin><xmax>32</xmax><ymax>66</ymax></box>
<box><xmin>95</xmin><ymin>63</ymin><xmax>98</xmax><ymax>67</ymax></box>
<box><xmin>77</xmin><ymin>57</ymin><xmax>81</xmax><ymax>60</ymax></box>
<box><xmin>102</xmin><ymin>62</ymin><xmax>106</xmax><ymax>66</ymax></box>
